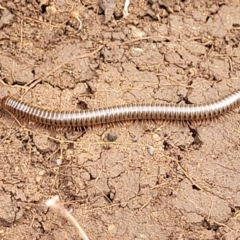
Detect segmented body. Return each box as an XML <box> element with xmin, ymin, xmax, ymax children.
<box><xmin>1</xmin><ymin>91</ymin><xmax>240</xmax><ymax>127</ymax></box>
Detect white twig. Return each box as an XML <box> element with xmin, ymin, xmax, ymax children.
<box><xmin>123</xmin><ymin>0</ymin><xmax>130</xmax><ymax>18</ymax></box>
<box><xmin>76</xmin><ymin>16</ymin><xmax>83</xmax><ymax>30</ymax></box>
<box><xmin>71</xmin><ymin>11</ymin><xmax>83</xmax><ymax>30</ymax></box>
<box><xmin>46</xmin><ymin>196</ymin><xmax>89</xmax><ymax>240</ymax></box>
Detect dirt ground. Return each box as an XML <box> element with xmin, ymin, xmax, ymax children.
<box><xmin>0</xmin><ymin>0</ymin><xmax>240</xmax><ymax>239</ymax></box>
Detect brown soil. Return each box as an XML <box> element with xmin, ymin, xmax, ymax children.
<box><xmin>1</xmin><ymin>0</ymin><xmax>240</xmax><ymax>239</ymax></box>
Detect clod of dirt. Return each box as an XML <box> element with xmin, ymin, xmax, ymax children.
<box><xmin>33</xmin><ymin>134</ymin><xmax>56</xmax><ymax>153</ymax></box>
<box><xmin>46</xmin><ymin>3</ymin><xmax>57</xmax><ymax>15</ymax></box>
<box><xmin>159</xmin><ymin>0</ymin><xmax>176</xmax><ymax>8</ymax></box>
<box><xmin>0</xmin><ymin>9</ymin><xmax>14</xmax><ymax>28</ymax></box>
<box><xmin>0</xmin><ymin>190</ymin><xmax>24</xmax><ymax>227</ymax></box>
<box><xmin>100</xmin><ymin>0</ymin><xmax>116</xmax><ymax>24</ymax></box>
<box><xmin>129</xmin><ymin>25</ymin><xmax>147</xmax><ymax>38</ymax></box>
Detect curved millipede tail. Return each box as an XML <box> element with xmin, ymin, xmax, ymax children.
<box><xmin>1</xmin><ymin>91</ymin><xmax>240</xmax><ymax>128</ymax></box>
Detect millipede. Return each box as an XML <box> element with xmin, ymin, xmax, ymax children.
<box><xmin>1</xmin><ymin>91</ymin><xmax>240</xmax><ymax>128</ymax></box>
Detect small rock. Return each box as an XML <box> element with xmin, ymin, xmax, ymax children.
<box><xmin>35</xmin><ymin>175</ymin><xmax>42</xmax><ymax>183</ymax></box>
<box><xmin>106</xmin><ymin>132</ymin><xmax>117</xmax><ymax>142</ymax></box>
<box><xmin>146</xmin><ymin>145</ymin><xmax>155</xmax><ymax>156</ymax></box>
<box><xmin>55</xmin><ymin>159</ymin><xmax>62</xmax><ymax>165</ymax></box>
<box><xmin>38</xmin><ymin>170</ymin><xmax>46</xmax><ymax>176</ymax></box>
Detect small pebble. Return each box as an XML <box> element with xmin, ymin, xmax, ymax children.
<box><xmin>38</xmin><ymin>170</ymin><xmax>46</xmax><ymax>176</ymax></box>
<box><xmin>56</xmin><ymin>159</ymin><xmax>62</xmax><ymax>165</ymax></box>
<box><xmin>132</xmin><ymin>136</ymin><xmax>138</xmax><ymax>142</ymax></box>
<box><xmin>106</xmin><ymin>133</ymin><xmax>117</xmax><ymax>142</ymax></box>
<box><xmin>146</xmin><ymin>145</ymin><xmax>155</xmax><ymax>156</ymax></box>
<box><xmin>35</xmin><ymin>176</ymin><xmax>42</xmax><ymax>183</ymax></box>
<box><xmin>152</xmin><ymin>133</ymin><xmax>161</xmax><ymax>141</ymax></box>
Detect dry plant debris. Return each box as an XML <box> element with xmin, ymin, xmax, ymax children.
<box><xmin>46</xmin><ymin>196</ymin><xmax>89</xmax><ymax>240</ymax></box>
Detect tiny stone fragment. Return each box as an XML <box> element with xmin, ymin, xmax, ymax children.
<box><xmin>56</xmin><ymin>159</ymin><xmax>62</xmax><ymax>165</ymax></box>
<box><xmin>38</xmin><ymin>170</ymin><xmax>46</xmax><ymax>176</ymax></box>
<box><xmin>35</xmin><ymin>175</ymin><xmax>42</xmax><ymax>183</ymax></box>
<box><xmin>106</xmin><ymin>132</ymin><xmax>117</xmax><ymax>142</ymax></box>
<box><xmin>146</xmin><ymin>145</ymin><xmax>155</xmax><ymax>156</ymax></box>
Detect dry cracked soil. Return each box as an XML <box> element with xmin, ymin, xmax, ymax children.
<box><xmin>0</xmin><ymin>0</ymin><xmax>240</xmax><ymax>239</ymax></box>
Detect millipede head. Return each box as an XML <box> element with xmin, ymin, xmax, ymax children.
<box><xmin>1</xmin><ymin>96</ymin><xmax>9</xmax><ymax>109</ymax></box>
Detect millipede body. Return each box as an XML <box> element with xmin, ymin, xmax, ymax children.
<box><xmin>1</xmin><ymin>91</ymin><xmax>240</xmax><ymax>128</ymax></box>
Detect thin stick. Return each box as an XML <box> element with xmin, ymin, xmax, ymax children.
<box><xmin>19</xmin><ymin>19</ymin><xmax>23</xmax><ymax>54</ymax></box>
<box><xmin>46</xmin><ymin>195</ymin><xmax>89</xmax><ymax>240</ymax></box>
<box><xmin>123</xmin><ymin>0</ymin><xmax>130</xmax><ymax>17</ymax></box>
